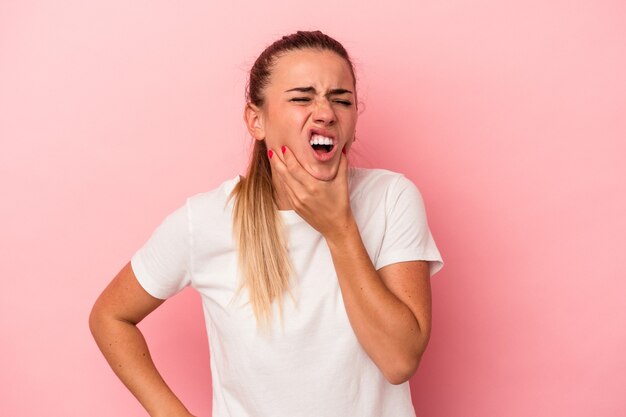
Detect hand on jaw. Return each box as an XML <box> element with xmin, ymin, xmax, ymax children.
<box><xmin>267</xmin><ymin>145</ymin><xmax>354</xmax><ymax>240</ymax></box>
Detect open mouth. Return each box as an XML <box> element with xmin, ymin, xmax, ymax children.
<box><xmin>309</xmin><ymin>133</ymin><xmax>335</xmax><ymax>153</ymax></box>
<box><xmin>311</xmin><ymin>143</ymin><xmax>334</xmax><ymax>153</ymax></box>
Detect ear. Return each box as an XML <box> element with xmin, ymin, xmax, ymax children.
<box><xmin>243</xmin><ymin>102</ymin><xmax>266</xmax><ymax>141</ymax></box>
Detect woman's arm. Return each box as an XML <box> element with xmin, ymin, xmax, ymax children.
<box><xmin>89</xmin><ymin>262</ymin><xmax>196</xmax><ymax>417</ymax></box>
<box><xmin>325</xmin><ymin>221</ymin><xmax>432</xmax><ymax>385</ymax></box>
<box><xmin>267</xmin><ymin>147</ymin><xmax>432</xmax><ymax>385</ymax></box>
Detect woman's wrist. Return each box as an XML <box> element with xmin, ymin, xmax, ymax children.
<box><xmin>323</xmin><ymin>214</ymin><xmax>360</xmax><ymax>247</ymax></box>
<box><xmin>153</xmin><ymin>410</ymin><xmax>195</xmax><ymax>417</ymax></box>
<box><xmin>150</xmin><ymin>400</ymin><xmax>194</xmax><ymax>417</ymax></box>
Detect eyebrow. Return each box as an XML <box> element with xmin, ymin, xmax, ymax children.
<box><xmin>284</xmin><ymin>86</ymin><xmax>353</xmax><ymax>95</ymax></box>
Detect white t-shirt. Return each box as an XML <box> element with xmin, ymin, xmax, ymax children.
<box><xmin>131</xmin><ymin>166</ymin><xmax>444</xmax><ymax>417</ymax></box>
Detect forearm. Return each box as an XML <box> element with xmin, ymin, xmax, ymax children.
<box><xmin>325</xmin><ymin>218</ymin><xmax>427</xmax><ymax>384</ymax></box>
<box><xmin>89</xmin><ymin>314</ymin><xmax>193</xmax><ymax>417</ymax></box>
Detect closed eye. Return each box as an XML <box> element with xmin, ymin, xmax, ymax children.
<box><xmin>290</xmin><ymin>98</ymin><xmax>352</xmax><ymax>106</ymax></box>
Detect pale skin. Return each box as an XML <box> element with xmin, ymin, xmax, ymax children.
<box><xmin>89</xmin><ymin>47</ymin><xmax>431</xmax><ymax>417</ymax></box>
<box><xmin>244</xmin><ymin>49</ymin><xmax>432</xmax><ymax>384</ymax></box>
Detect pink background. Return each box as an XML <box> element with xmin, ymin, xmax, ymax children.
<box><xmin>1</xmin><ymin>1</ymin><xmax>625</xmax><ymax>416</ymax></box>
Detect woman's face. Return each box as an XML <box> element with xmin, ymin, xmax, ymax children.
<box><xmin>254</xmin><ymin>48</ymin><xmax>358</xmax><ymax>181</ymax></box>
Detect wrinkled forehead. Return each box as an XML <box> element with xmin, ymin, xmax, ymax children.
<box><xmin>268</xmin><ymin>49</ymin><xmax>355</xmax><ymax>91</ymax></box>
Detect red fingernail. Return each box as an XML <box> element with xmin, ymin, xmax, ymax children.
<box><xmin>268</xmin><ymin>150</ymin><xmax>273</xmax><ymax>159</ymax></box>
<box><xmin>281</xmin><ymin>146</ymin><xmax>286</xmax><ymax>154</ymax></box>
<box><xmin>342</xmin><ymin>147</ymin><xmax>346</xmax><ymax>154</ymax></box>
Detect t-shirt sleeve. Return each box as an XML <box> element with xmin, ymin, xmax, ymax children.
<box><xmin>130</xmin><ymin>199</ymin><xmax>193</xmax><ymax>299</ymax></box>
<box><xmin>375</xmin><ymin>174</ymin><xmax>444</xmax><ymax>278</ymax></box>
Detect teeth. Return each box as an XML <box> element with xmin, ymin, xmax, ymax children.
<box><xmin>309</xmin><ymin>134</ymin><xmax>334</xmax><ymax>146</ymax></box>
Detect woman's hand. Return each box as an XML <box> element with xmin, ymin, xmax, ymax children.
<box><xmin>268</xmin><ymin>145</ymin><xmax>354</xmax><ymax>241</ymax></box>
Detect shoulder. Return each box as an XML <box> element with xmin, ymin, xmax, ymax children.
<box><xmin>349</xmin><ymin>166</ymin><xmax>415</xmax><ymax>198</ymax></box>
<box><xmin>186</xmin><ymin>174</ymin><xmax>242</xmax><ymax>215</ymax></box>
<box><xmin>348</xmin><ymin>167</ymin><xmax>427</xmax><ymax>223</ymax></box>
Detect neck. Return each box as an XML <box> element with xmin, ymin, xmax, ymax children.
<box><xmin>272</xmin><ymin>178</ymin><xmax>293</xmax><ymax>211</ymax></box>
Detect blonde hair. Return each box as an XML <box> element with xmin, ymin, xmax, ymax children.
<box><xmin>228</xmin><ymin>139</ymin><xmax>296</xmax><ymax>336</ymax></box>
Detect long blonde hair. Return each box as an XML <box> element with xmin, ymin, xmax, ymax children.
<box><xmin>228</xmin><ymin>30</ymin><xmax>358</xmax><ymax>335</ymax></box>
<box><xmin>228</xmin><ymin>139</ymin><xmax>295</xmax><ymax>335</ymax></box>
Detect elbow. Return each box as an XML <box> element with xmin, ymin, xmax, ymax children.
<box><xmin>383</xmin><ymin>354</ymin><xmax>422</xmax><ymax>385</ymax></box>
<box><xmin>88</xmin><ymin>300</ymin><xmax>111</xmax><ymax>336</ymax></box>
<box><xmin>383</xmin><ymin>334</ymin><xmax>430</xmax><ymax>385</ymax></box>
<box><xmin>88</xmin><ymin>304</ymin><xmax>103</xmax><ymax>336</ymax></box>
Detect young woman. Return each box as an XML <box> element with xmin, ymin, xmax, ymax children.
<box><xmin>89</xmin><ymin>30</ymin><xmax>444</xmax><ymax>417</ymax></box>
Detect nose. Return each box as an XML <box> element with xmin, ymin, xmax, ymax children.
<box><xmin>312</xmin><ymin>98</ymin><xmax>336</xmax><ymax>125</ymax></box>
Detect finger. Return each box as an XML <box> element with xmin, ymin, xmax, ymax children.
<box><xmin>280</xmin><ymin>145</ymin><xmax>310</xmax><ymax>186</ymax></box>
<box><xmin>268</xmin><ymin>147</ymin><xmax>289</xmax><ymax>182</ymax></box>
<box><xmin>268</xmin><ymin>146</ymin><xmax>305</xmax><ymax>199</ymax></box>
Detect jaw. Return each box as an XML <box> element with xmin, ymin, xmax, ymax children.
<box><xmin>303</xmin><ymin>141</ymin><xmax>352</xmax><ymax>181</ymax></box>
<box><xmin>305</xmin><ymin>161</ymin><xmax>340</xmax><ymax>181</ymax></box>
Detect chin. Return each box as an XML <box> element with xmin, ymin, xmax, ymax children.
<box><xmin>307</xmin><ymin>165</ymin><xmax>338</xmax><ymax>181</ymax></box>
